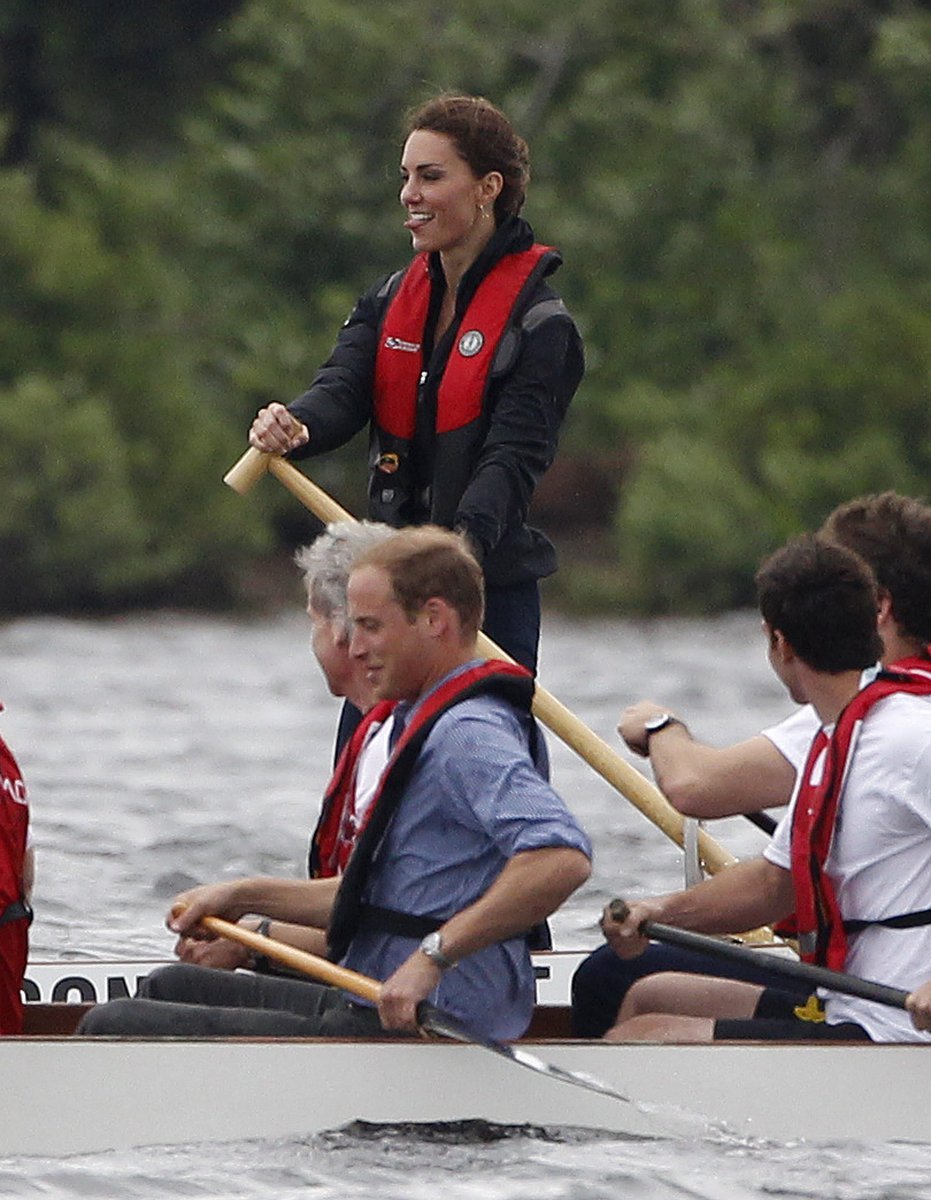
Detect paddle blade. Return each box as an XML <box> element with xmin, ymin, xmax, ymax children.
<box><xmin>417</xmin><ymin>1003</ymin><xmax>633</xmax><ymax>1106</ymax></box>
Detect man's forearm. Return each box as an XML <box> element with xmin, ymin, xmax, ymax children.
<box><xmin>235</xmin><ymin>876</ymin><xmax>340</xmax><ymax>929</ymax></box>
<box><xmin>252</xmin><ymin>919</ymin><xmax>328</xmax><ymax>958</ymax></box>
<box><xmin>650</xmin><ymin>729</ymin><xmax>796</xmax><ymax>818</ymax></box>
<box><xmin>652</xmin><ymin>857</ymin><xmax>794</xmax><ymax>934</ymax></box>
<box><xmin>437</xmin><ymin>846</ymin><xmax>591</xmax><ymax>963</ymax></box>
<box><xmin>618</xmin><ymin>700</ymin><xmax>796</xmax><ymax>819</ymax></box>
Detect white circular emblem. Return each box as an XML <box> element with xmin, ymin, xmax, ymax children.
<box><xmin>458</xmin><ymin>330</ymin><xmax>484</xmax><ymax>358</ymax></box>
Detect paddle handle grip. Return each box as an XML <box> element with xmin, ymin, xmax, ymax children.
<box><xmin>202</xmin><ymin>915</ymin><xmax>382</xmax><ymax>1003</ymax></box>
<box><xmin>224</xmin><ymin>447</ymin><xmax>271</xmax><ymax>494</ymax></box>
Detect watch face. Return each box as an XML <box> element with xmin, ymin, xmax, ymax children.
<box><xmin>644</xmin><ymin>714</ymin><xmax>671</xmax><ymax>733</ymax></box>
<box><xmin>420</xmin><ymin>931</ymin><xmax>452</xmax><ymax>968</ymax></box>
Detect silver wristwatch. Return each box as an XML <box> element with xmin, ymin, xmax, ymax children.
<box><xmin>419</xmin><ymin>930</ymin><xmax>455</xmax><ymax>971</ymax></box>
<box><xmin>643</xmin><ymin>712</ymin><xmax>683</xmax><ymax>740</ymax></box>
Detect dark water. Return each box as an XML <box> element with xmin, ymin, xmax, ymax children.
<box><xmin>1</xmin><ymin>610</ymin><xmax>929</xmax><ymax>1197</ymax></box>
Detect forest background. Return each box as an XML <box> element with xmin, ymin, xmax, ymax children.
<box><xmin>2</xmin><ymin>0</ymin><xmax>930</xmax><ymax>617</ymax></box>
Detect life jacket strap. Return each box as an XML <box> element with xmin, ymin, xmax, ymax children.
<box><xmin>357</xmin><ymin>904</ymin><xmax>442</xmax><ymax>939</ymax></box>
<box><xmin>356</xmin><ymin>903</ymin><xmax>551</xmax><ymax>950</ymax></box>
<box><xmin>843</xmin><ymin>906</ymin><xmax>931</xmax><ymax>934</ymax></box>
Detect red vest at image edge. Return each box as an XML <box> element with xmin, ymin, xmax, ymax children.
<box><xmin>0</xmin><ymin>733</ymin><xmax>29</xmax><ymax>1034</ymax></box>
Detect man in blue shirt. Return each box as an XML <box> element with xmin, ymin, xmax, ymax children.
<box><xmin>336</xmin><ymin>527</ymin><xmax>592</xmax><ymax>1038</ymax></box>
<box><xmin>79</xmin><ymin>527</ymin><xmax>591</xmax><ymax>1041</ymax></box>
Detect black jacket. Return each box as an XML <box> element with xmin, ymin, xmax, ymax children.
<box><xmin>287</xmin><ymin>217</ymin><xmax>584</xmax><ymax>586</ymax></box>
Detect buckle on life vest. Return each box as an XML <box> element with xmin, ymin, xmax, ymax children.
<box><xmin>797</xmin><ymin>930</ymin><xmax>818</xmax><ymax>957</ymax></box>
<box><xmin>376</xmin><ymin>453</ymin><xmax>400</xmax><ymax>474</ymax></box>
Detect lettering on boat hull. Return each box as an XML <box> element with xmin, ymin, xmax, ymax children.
<box><xmin>21</xmin><ymin>951</ymin><xmax>590</xmax><ymax>1007</ymax></box>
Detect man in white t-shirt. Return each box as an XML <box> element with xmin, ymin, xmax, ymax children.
<box><xmin>603</xmin><ymin>534</ymin><xmax>931</xmax><ymax>1043</ymax></box>
<box><xmin>617</xmin><ymin>492</ymin><xmax>931</xmax><ymax>818</ymax></box>
<box><xmin>572</xmin><ymin>491</ymin><xmax>931</xmax><ymax>1037</ymax></box>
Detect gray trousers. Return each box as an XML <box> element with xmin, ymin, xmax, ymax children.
<box><xmin>76</xmin><ymin>962</ymin><xmax>395</xmax><ymax>1038</ymax></box>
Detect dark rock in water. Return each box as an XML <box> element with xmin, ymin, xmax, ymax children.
<box><xmin>323</xmin><ymin>1120</ymin><xmax>615</xmax><ymax>1145</ymax></box>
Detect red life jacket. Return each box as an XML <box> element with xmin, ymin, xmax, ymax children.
<box><xmin>308</xmin><ymin>700</ymin><xmax>396</xmax><ymax>879</ymax></box>
<box><xmin>369</xmin><ymin>245</ymin><xmax>555</xmax><ymax>530</ymax></box>
<box><xmin>326</xmin><ymin>660</ymin><xmax>536</xmax><ymax>962</ymax></box>
<box><xmin>374</xmin><ymin>245</ymin><xmax>552</xmax><ymax>439</ymax></box>
<box><xmin>0</xmin><ymin>730</ymin><xmax>30</xmax><ymax>1035</ymax></box>
<box><xmin>790</xmin><ymin>656</ymin><xmax>931</xmax><ymax>968</ymax></box>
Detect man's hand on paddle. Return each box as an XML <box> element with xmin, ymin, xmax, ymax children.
<box><xmin>906</xmin><ymin>980</ymin><xmax>931</xmax><ymax>1032</ymax></box>
<box><xmin>377</xmin><ymin>951</ymin><xmax>444</xmax><ymax>1033</ymax></box>
<box><xmin>168</xmin><ymin>881</ymin><xmax>244</xmax><ymax>940</ymax></box>
<box><xmin>175</xmin><ymin>933</ymin><xmax>251</xmax><ymax>970</ymax></box>
<box><xmin>601</xmin><ymin>897</ymin><xmax>662</xmax><ymax>959</ymax></box>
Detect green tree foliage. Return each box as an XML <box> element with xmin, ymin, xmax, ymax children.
<box><xmin>0</xmin><ymin>145</ymin><xmax>269</xmax><ymax>611</ymax></box>
<box><xmin>0</xmin><ymin>0</ymin><xmax>241</xmax><ymax>165</ymax></box>
<box><xmin>2</xmin><ymin>0</ymin><xmax>930</xmax><ymax>613</ymax></box>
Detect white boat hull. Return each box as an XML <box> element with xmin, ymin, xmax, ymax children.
<box><xmin>3</xmin><ymin>1034</ymin><xmax>929</xmax><ymax>1155</ymax></box>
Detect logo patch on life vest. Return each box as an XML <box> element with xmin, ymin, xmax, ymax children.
<box><xmin>376</xmin><ymin>453</ymin><xmax>400</xmax><ymax>474</ymax></box>
<box><xmin>458</xmin><ymin>330</ymin><xmax>484</xmax><ymax>357</ymax></box>
<box><xmin>385</xmin><ymin>336</ymin><xmax>420</xmax><ymax>353</ymax></box>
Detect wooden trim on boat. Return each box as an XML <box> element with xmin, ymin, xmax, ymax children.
<box><xmin>22</xmin><ymin>1003</ymin><xmax>90</xmax><ymax>1036</ymax></box>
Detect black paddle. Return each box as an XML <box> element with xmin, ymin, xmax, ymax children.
<box><xmin>743</xmin><ymin>810</ymin><xmax>778</xmax><ymax>836</ymax></box>
<box><xmin>608</xmin><ymin>899</ymin><xmax>910</xmax><ymax>1011</ymax></box>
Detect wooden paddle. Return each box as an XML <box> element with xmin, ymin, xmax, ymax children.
<box><xmin>607</xmin><ymin>899</ymin><xmax>909</xmax><ymax>1011</ymax></box>
<box><xmin>223</xmin><ymin>448</ymin><xmax>775</xmax><ymax>944</ymax></box>
<box><xmin>202</xmin><ymin>914</ymin><xmax>636</xmax><ymax>1105</ymax></box>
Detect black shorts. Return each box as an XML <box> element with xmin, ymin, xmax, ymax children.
<box><xmin>713</xmin><ymin>987</ymin><xmax>871</xmax><ymax>1042</ymax></box>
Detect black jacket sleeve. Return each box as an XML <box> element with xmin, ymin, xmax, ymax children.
<box><xmin>286</xmin><ymin>278</ymin><xmax>389</xmax><ymax>457</ymax></box>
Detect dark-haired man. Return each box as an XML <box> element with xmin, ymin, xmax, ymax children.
<box><xmin>573</xmin><ymin>491</ymin><xmax>931</xmax><ymax>1037</ymax></box>
<box><xmin>616</xmin><ymin>492</ymin><xmax>931</xmax><ymax>818</ymax></box>
<box><xmin>603</xmin><ymin>535</ymin><xmax>931</xmax><ymax>1043</ymax></box>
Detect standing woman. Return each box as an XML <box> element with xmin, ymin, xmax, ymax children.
<box><xmin>249</xmin><ymin>94</ymin><xmax>584</xmax><ymax>675</ymax></box>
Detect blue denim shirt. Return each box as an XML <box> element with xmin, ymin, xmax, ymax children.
<box><xmin>341</xmin><ymin>662</ymin><xmax>592</xmax><ymax>1040</ymax></box>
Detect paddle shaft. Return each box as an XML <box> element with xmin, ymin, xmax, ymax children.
<box><xmin>610</xmin><ymin>905</ymin><xmax>909</xmax><ymax>1010</ymax></box>
<box><xmin>201</xmin><ymin>915</ymin><xmax>380</xmax><ymax>1002</ymax></box>
<box><xmin>744</xmin><ymin>810</ymin><xmax>778</xmax><ymax>836</ymax></box>
<box><xmin>223</xmin><ymin>449</ymin><xmax>768</xmax><ymax>917</ymax></box>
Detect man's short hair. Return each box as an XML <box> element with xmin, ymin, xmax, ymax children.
<box><xmin>820</xmin><ymin>491</ymin><xmax>931</xmax><ymax>645</ymax></box>
<box><xmin>352</xmin><ymin>526</ymin><xmax>484</xmax><ymax>638</ymax></box>
<box><xmin>755</xmin><ymin>534</ymin><xmax>883</xmax><ymax>673</ymax></box>
<box><xmin>295</xmin><ymin>521</ymin><xmax>394</xmax><ymax>642</ymax></box>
